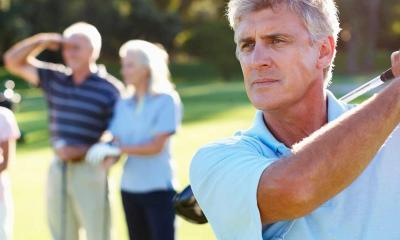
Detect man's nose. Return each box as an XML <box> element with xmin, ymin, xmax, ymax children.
<box><xmin>251</xmin><ymin>43</ymin><xmax>272</xmax><ymax>69</ymax></box>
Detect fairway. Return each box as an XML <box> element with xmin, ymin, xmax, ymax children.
<box><xmin>11</xmin><ymin>80</ymin><xmax>255</xmax><ymax>240</ymax></box>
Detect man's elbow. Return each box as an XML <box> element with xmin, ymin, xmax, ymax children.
<box><xmin>259</xmin><ymin>179</ymin><xmax>318</xmax><ymax>224</ymax></box>
<box><xmin>285</xmin><ymin>185</ymin><xmax>319</xmax><ymax>217</ymax></box>
<box><xmin>3</xmin><ymin>51</ymin><xmax>20</xmax><ymax>73</ymax></box>
<box><xmin>3</xmin><ymin>52</ymin><xmax>13</xmax><ymax>70</ymax></box>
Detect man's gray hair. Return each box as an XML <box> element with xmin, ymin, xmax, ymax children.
<box><xmin>63</xmin><ymin>22</ymin><xmax>102</xmax><ymax>61</ymax></box>
<box><xmin>227</xmin><ymin>0</ymin><xmax>341</xmax><ymax>84</ymax></box>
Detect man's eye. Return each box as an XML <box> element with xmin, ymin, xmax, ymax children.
<box><xmin>272</xmin><ymin>38</ymin><xmax>285</xmax><ymax>45</ymax></box>
<box><xmin>240</xmin><ymin>42</ymin><xmax>255</xmax><ymax>51</ymax></box>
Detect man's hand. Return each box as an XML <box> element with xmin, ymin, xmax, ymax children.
<box><xmin>34</xmin><ymin>33</ymin><xmax>63</xmax><ymax>51</ymax></box>
<box><xmin>56</xmin><ymin>145</ymin><xmax>90</xmax><ymax>162</ymax></box>
<box><xmin>391</xmin><ymin>50</ymin><xmax>400</xmax><ymax>77</ymax></box>
<box><xmin>55</xmin><ymin>146</ymin><xmax>71</xmax><ymax>162</ymax></box>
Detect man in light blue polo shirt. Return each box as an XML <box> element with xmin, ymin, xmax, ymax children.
<box><xmin>190</xmin><ymin>0</ymin><xmax>400</xmax><ymax>239</ymax></box>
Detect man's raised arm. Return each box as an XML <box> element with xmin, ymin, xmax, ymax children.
<box><xmin>3</xmin><ymin>33</ymin><xmax>62</xmax><ymax>85</ymax></box>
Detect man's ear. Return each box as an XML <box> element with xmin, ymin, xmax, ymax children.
<box><xmin>316</xmin><ymin>36</ymin><xmax>335</xmax><ymax>70</ymax></box>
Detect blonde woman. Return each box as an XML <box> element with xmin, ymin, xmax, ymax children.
<box><xmin>0</xmin><ymin>106</ymin><xmax>20</xmax><ymax>240</ymax></box>
<box><xmin>88</xmin><ymin>40</ymin><xmax>182</xmax><ymax>240</ymax></box>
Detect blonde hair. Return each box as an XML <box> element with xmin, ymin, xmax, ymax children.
<box><xmin>63</xmin><ymin>22</ymin><xmax>102</xmax><ymax>60</ymax></box>
<box><xmin>119</xmin><ymin>40</ymin><xmax>176</xmax><ymax>95</ymax></box>
<box><xmin>227</xmin><ymin>0</ymin><xmax>341</xmax><ymax>84</ymax></box>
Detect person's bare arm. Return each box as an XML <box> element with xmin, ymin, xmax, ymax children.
<box><xmin>56</xmin><ymin>145</ymin><xmax>90</xmax><ymax>162</ymax></box>
<box><xmin>119</xmin><ymin>133</ymin><xmax>171</xmax><ymax>156</ymax></box>
<box><xmin>0</xmin><ymin>140</ymin><xmax>16</xmax><ymax>172</ymax></box>
<box><xmin>258</xmin><ymin>51</ymin><xmax>400</xmax><ymax>225</ymax></box>
<box><xmin>3</xmin><ymin>33</ymin><xmax>62</xmax><ymax>85</ymax></box>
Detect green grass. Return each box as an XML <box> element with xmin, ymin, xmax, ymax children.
<box><xmin>10</xmin><ymin>79</ymin><xmax>256</xmax><ymax>240</ymax></box>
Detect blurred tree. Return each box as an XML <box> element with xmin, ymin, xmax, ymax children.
<box><xmin>101</xmin><ymin>0</ymin><xmax>182</xmax><ymax>58</ymax></box>
<box><xmin>380</xmin><ymin>0</ymin><xmax>400</xmax><ymax>49</ymax></box>
<box><xmin>182</xmin><ymin>20</ymin><xmax>240</xmax><ymax>80</ymax></box>
<box><xmin>336</xmin><ymin>0</ymin><xmax>400</xmax><ymax>73</ymax></box>
<box><xmin>0</xmin><ymin>0</ymin><xmax>10</xmax><ymax>10</ymax></box>
<box><xmin>177</xmin><ymin>0</ymin><xmax>243</xmax><ymax>80</ymax></box>
<box><xmin>363</xmin><ymin>0</ymin><xmax>381</xmax><ymax>70</ymax></box>
<box><xmin>1</xmin><ymin>0</ymin><xmax>399</xmax><ymax>76</ymax></box>
<box><xmin>0</xmin><ymin>0</ymin><xmax>183</xmax><ymax>61</ymax></box>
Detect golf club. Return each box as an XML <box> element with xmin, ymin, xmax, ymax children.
<box><xmin>54</xmin><ymin>140</ymin><xmax>68</xmax><ymax>240</ymax></box>
<box><xmin>61</xmin><ymin>162</ymin><xmax>67</xmax><ymax>240</ymax></box>
<box><xmin>103</xmin><ymin>173</ymin><xmax>109</xmax><ymax>240</ymax></box>
<box><xmin>339</xmin><ymin>68</ymin><xmax>395</xmax><ymax>103</ymax></box>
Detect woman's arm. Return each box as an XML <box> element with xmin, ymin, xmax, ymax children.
<box><xmin>119</xmin><ymin>133</ymin><xmax>171</xmax><ymax>156</ymax></box>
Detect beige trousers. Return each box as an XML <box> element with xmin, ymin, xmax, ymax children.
<box><xmin>46</xmin><ymin>157</ymin><xmax>111</xmax><ymax>240</ymax></box>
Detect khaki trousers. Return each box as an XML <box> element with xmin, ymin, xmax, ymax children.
<box><xmin>47</xmin><ymin>157</ymin><xmax>111</xmax><ymax>240</ymax></box>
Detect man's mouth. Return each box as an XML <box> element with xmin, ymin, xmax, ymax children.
<box><xmin>252</xmin><ymin>78</ymin><xmax>280</xmax><ymax>87</ymax></box>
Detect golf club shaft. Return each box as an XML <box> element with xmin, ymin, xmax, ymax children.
<box><xmin>339</xmin><ymin>68</ymin><xmax>394</xmax><ymax>103</ymax></box>
<box><xmin>61</xmin><ymin>161</ymin><xmax>67</xmax><ymax>240</ymax></box>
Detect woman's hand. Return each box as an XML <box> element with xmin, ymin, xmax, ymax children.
<box><xmin>86</xmin><ymin>143</ymin><xmax>121</xmax><ymax>165</ymax></box>
<box><xmin>101</xmin><ymin>156</ymin><xmax>118</xmax><ymax>171</ymax></box>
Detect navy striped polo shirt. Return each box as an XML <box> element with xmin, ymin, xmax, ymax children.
<box><xmin>37</xmin><ymin>64</ymin><xmax>122</xmax><ymax>146</ymax></box>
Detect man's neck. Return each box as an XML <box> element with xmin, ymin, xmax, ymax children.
<box><xmin>72</xmin><ymin>64</ymin><xmax>96</xmax><ymax>85</ymax></box>
<box><xmin>263</xmin><ymin>85</ymin><xmax>328</xmax><ymax>148</ymax></box>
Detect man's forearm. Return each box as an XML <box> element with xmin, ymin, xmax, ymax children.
<box><xmin>56</xmin><ymin>145</ymin><xmax>90</xmax><ymax>162</ymax></box>
<box><xmin>4</xmin><ymin>34</ymin><xmax>46</xmax><ymax>68</ymax></box>
<box><xmin>259</xmin><ymin>79</ymin><xmax>400</xmax><ymax>224</ymax></box>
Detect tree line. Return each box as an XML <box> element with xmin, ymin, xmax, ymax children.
<box><xmin>0</xmin><ymin>0</ymin><xmax>399</xmax><ymax>78</ymax></box>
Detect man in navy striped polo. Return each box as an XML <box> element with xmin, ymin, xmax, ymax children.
<box><xmin>4</xmin><ymin>22</ymin><xmax>122</xmax><ymax>240</ymax></box>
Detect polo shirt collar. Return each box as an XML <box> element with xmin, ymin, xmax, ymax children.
<box><xmin>66</xmin><ymin>67</ymin><xmax>102</xmax><ymax>83</ymax></box>
<box><xmin>244</xmin><ymin>90</ymin><xmax>348</xmax><ymax>156</ymax></box>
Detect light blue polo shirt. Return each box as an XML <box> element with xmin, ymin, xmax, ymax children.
<box><xmin>109</xmin><ymin>92</ymin><xmax>182</xmax><ymax>193</ymax></box>
<box><xmin>190</xmin><ymin>91</ymin><xmax>400</xmax><ymax>240</ymax></box>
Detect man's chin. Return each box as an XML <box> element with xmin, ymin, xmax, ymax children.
<box><xmin>67</xmin><ymin>64</ymin><xmax>82</xmax><ymax>71</ymax></box>
<box><xmin>250</xmin><ymin>96</ymin><xmax>283</xmax><ymax>112</ymax></box>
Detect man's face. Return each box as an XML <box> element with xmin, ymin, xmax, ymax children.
<box><xmin>236</xmin><ymin>6</ymin><xmax>324</xmax><ymax>112</ymax></box>
<box><xmin>62</xmin><ymin>34</ymin><xmax>94</xmax><ymax>71</ymax></box>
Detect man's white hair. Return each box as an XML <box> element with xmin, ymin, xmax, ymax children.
<box><xmin>63</xmin><ymin>22</ymin><xmax>102</xmax><ymax>60</ymax></box>
<box><xmin>119</xmin><ymin>40</ymin><xmax>176</xmax><ymax>95</ymax></box>
<box><xmin>227</xmin><ymin>0</ymin><xmax>341</xmax><ymax>85</ymax></box>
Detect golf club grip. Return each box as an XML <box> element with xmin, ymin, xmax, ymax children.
<box><xmin>380</xmin><ymin>68</ymin><xmax>394</xmax><ymax>82</ymax></box>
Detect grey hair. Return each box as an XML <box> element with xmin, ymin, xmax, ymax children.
<box><xmin>63</xmin><ymin>22</ymin><xmax>102</xmax><ymax>61</ymax></box>
<box><xmin>119</xmin><ymin>40</ymin><xmax>177</xmax><ymax>95</ymax></box>
<box><xmin>227</xmin><ymin>0</ymin><xmax>341</xmax><ymax>85</ymax></box>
